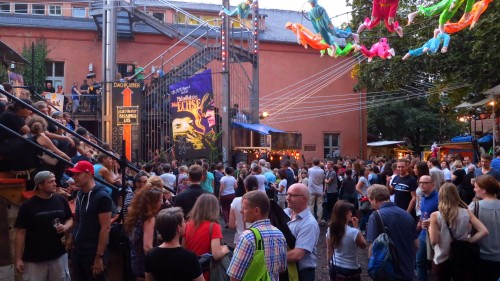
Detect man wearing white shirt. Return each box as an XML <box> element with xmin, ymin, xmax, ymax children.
<box><xmin>160</xmin><ymin>164</ymin><xmax>176</xmax><ymax>190</ymax></box>
<box><xmin>307</xmin><ymin>158</ymin><xmax>325</xmax><ymax>223</ymax></box>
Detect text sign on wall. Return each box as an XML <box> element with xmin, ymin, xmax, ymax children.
<box><xmin>111</xmin><ymin>83</ymin><xmax>142</xmax><ymax>162</ymax></box>
<box><xmin>117</xmin><ymin>106</ymin><xmax>139</xmax><ymax>125</ymax></box>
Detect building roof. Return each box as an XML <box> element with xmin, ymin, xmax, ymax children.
<box><xmin>0</xmin><ymin>39</ymin><xmax>29</xmax><ymax>66</ymax></box>
<box><xmin>0</xmin><ymin>1</ymin><xmax>346</xmax><ymax>45</ymax></box>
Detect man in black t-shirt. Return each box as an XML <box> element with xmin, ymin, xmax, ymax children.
<box><xmin>14</xmin><ymin>171</ymin><xmax>73</xmax><ymax>279</ymax></box>
<box><xmin>173</xmin><ymin>165</ymin><xmax>207</xmax><ymax>218</ymax></box>
<box><xmin>390</xmin><ymin>159</ymin><xmax>418</xmax><ymax>215</ymax></box>
<box><xmin>66</xmin><ymin>161</ymin><xmax>112</xmax><ymax>281</ymax></box>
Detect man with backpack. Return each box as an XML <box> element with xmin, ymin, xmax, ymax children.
<box><xmin>227</xmin><ymin>190</ymin><xmax>287</xmax><ymax>281</ymax></box>
<box><xmin>367</xmin><ymin>184</ymin><xmax>418</xmax><ymax>281</ymax></box>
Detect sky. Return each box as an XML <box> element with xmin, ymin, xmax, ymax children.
<box><xmin>171</xmin><ymin>0</ymin><xmax>353</xmax><ymax>25</ymax></box>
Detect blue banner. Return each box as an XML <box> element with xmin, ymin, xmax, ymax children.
<box><xmin>169</xmin><ymin>69</ymin><xmax>216</xmax><ymax>159</ymax></box>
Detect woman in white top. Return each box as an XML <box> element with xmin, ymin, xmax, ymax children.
<box><xmin>326</xmin><ymin>200</ymin><xmax>366</xmax><ymax>281</ymax></box>
<box><xmin>429</xmin><ymin>183</ymin><xmax>489</xmax><ymax>281</ymax></box>
<box><xmin>219</xmin><ymin>166</ymin><xmax>237</xmax><ymax>226</ymax></box>
<box><xmin>228</xmin><ymin>175</ymin><xmax>259</xmax><ymax>244</ymax></box>
<box><xmin>468</xmin><ymin>175</ymin><xmax>500</xmax><ymax>281</ymax></box>
<box><xmin>355</xmin><ymin>167</ymin><xmax>371</xmax><ymax>232</ymax></box>
<box><xmin>275</xmin><ymin>169</ymin><xmax>287</xmax><ymax>209</ymax></box>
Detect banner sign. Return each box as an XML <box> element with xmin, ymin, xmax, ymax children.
<box><xmin>42</xmin><ymin>93</ymin><xmax>65</xmax><ymax>112</ymax></box>
<box><xmin>169</xmin><ymin>69</ymin><xmax>215</xmax><ymax>159</ymax></box>
<box><xmin>111</xmin><ymin>82</ymin><xmax>142</xmax><ymax>162</ymax></box>
<box><xmin>7</xmin><ymin>70</ymin><xmax>24</xmax><ymax>97</ymax></box>
<box><xmin>117</xmin><ymin>106</ymin><xmax>139</xmax><ymax>125</ymax></box>
<box><xmin>270</xmin><ymin>132</ymin><xmax>302</xmax><ymax>150</ymax></box>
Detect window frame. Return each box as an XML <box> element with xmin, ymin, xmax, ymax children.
<box><xmin>152</xmin><ymin>12</ymin><xmax>164</xmax><ymax>22</ymax></box>
<box><xmin>45</xmin><ymin>61</ymin><xmax>65</xmax><ymax>90</ymax></box>
<box><xmin>31</xmin><ymin>3</ymin><xmax>45</xmax><ymax>15</ymax></box>
<box><xmin>72</xmin><ymin>6</ymin><xmax>86</xmax><ymax>18</ymax></box>
<box><xmin>14</xmin><ymin>3</ymin><xmax>28</xmax><ymax>14</ymax></box>
<box><xmin>0</xmin><ymin>2</ymin><xmax>11</xmax><ymax>13</ymax></box>
<box><xmin>48</xmin><ymin>4</ymin><xmax>62</xmax><ymax>16</ymax></box>
<box><xmin>323</xmin><ymin>133</ymin><xmax>340</xmax><ymax>159</ymax></box>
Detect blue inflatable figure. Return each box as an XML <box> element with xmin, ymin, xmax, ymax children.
<box><xmin>307</xmin><ymin>0</ymin><xmax>359</xmax><ymax>50</ymax></box>
<box><xmin>219</xmin><ymin>0</ymin><xmax>252</xmax><ymax>20</ymax></box>
<box><xmin>402</xmin><ymin>29</ymin><xmax>450</xmax><ymax>60</ymax></box>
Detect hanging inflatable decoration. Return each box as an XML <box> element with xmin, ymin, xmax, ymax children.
<box><xmin>306</xmin><ymin>0</ymin><xmax>359</xmax><ymax>46</ymax></box>
<box><xmin>444</xmin><ymin>0</ymin><xmax>492</xmax><ymax>33</ymax></box>
<box><xmin>359</xmin><ymin>38</ymin><xmax>395</xmax><ymax>62</ymax></box>
<box><xmin>402</xmin><ymin>29</ymin><xmax>450</xmax><ymax>60</ymax></box>
<box><xmin>406</xmin><ymin>0</ymin><xmax>475</xmax><ymax>33</ymax></box>
<box><xmin>285</xmin><ymin>22</ymin><xmax>357</xmax><ymax>57</ymax></box>
<box><xmin>219</xmin><ymin>0</ymin><xmax>252</xmax><ymax>20</ymax></box>
<box><xmin>357</xmin><ymin>0</ymin><xmax>404</xmax><ymax>37</ymax></box>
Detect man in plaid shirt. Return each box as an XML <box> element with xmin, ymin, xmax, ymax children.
<box><xmin>227</xmin><ymin>191</ymin><xmax>287</xmax><ymax>281</ymax></box>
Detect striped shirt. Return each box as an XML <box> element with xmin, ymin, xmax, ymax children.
<box><xmin>227</xmin><ymin>219</ymin><xmax>287</xmax><ymax>281</ymax></box>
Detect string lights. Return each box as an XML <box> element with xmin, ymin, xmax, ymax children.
<box><xmin>252</xmin><ymin>0</ymin><xmax>259</xmax><ymax>54</ymax></box>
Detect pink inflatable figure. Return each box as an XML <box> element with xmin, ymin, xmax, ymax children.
<box><xmin>431</xmin><ymin>142</ymin><xmax>440</xmax><ymax>158</ymax></box>
<box><xmin>359</xmin><ymin>38</ymin><xmax>395</xmax><ymax>62</ymax></box>
<box><xmin>357</xmin><ymin>0</ymin><xmax>403</xmax><ymax>37</ymax></box>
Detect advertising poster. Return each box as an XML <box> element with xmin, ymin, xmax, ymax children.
<box><xmin>42</xmin><ymin>93</ymin><xmax>65</xmax><ymax>112</ymax></box>
<box><xmin>7</xmin><ymin>70</ymin><xmax>24</xmax><ymax>97</ymax></box>
<box><xmin>111</xmin><ymin>82</ymin><xmax>142</xmax><ymax>162</ymax></box>
<box><xmin>169</xmin><ymin>69</ymin><xmax>216</xmax><ymax>159</ymax></box>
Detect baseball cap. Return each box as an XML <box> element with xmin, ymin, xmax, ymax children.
<box><xmin>66</xmin><ymin>160</ymin><xmax>95</xmax><ymax>176</ymax></box>
<box><xmin>34</xmin><ymin>171</ymin><xmax>54</xmax><ymax>189</ymax></box>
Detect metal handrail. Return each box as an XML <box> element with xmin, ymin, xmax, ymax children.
<box><xmin>143</xmin><ymin>20</ymin><xmax>221</xmax><ymax>80</ymax></box>
<box><xmin>1</xmin><ymin>88</ymin><xmax>176</xmax><ymax>193</ymax></box>
<box><xmin>1</xmin><ymin>89</ymin><xmax>130</xmax><ymax>169</ymax></box>
<box><xmin>0</xmin><ymin>123</ymin><xmax>118</xmax><ymax>192</ymax></box>
<box><xmin>21</xmin><ymin>86</ymin><xmax>105</xmax><ymax>146</ymax></box>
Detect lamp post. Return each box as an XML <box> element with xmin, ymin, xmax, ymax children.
<box><xmin>491</xmin><ymin>97</ymin><xmax>496</xmax><ymax>150</ymax></box>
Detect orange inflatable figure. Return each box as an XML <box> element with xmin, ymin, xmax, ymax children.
<box><xmin>285</xmin><ymin>22</ymin><xmax>330</xmax><ymax>50</ymax></box>
<box><xmin>285</xmin><ymin>22</ymin><xmax>357</xmax><ymax>57</ymax></box>
<box><xmin>444</xmin><ymin>0</ymin><xmax>492</xmax><ymax>33</ymax></box>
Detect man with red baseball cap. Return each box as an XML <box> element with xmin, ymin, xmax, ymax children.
<box><xmin>66</xmin><ymin>161</ymin><xmax>112</xmax><ymax>281</ymax></box>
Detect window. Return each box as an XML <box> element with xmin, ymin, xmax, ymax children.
<box><xmin>14</xmin><ymin>3</ymin><xmax>28</xmax><ymax>14</ymax></box>
<box><xmin>324</xmin><ymin>133</ymin><xmax>340</xmax><ymax>159</ymax></box>
<box><xmin>48</xmin><ymin>5</ymin><xmax>62</xmax><ymax>16</ymax></box>
<box><xmin>0</xmin><ymin>2</ymin><xmax>10</xmax><ymax>13</ymax></box>
<box><xmin>152</xmin><ymin>12</ymin><xmax>164</xmax><ymax>22</ymax></box>
<box><xmin>174</xmin><ymin>13</ymin><xmax>186</xmax><ymax>24</ymax></box>
<box><xmin>187</xmin><ymin>15</ymin><xmax>200</xmax><ymax>25</ymax></box>
<box><xmin>46</xmin><ymin>61</ymin><xmax>65</xmax><ymax>89</ymax></box>
<box><xmin>117</xmin><ymin>63</ymin><xmax>129</xmax><ymax>80</ymax></box>
<box><xmin>32</xmin><ymin>4</ymin><xmax>45</xmax><ymax>15</ymax></box>
<box><xmin>304</xmin><ymin>145</ymin><xmax>316</xmax><ymax>152</ymax></box>
<box><xmin>72</xmin><ymin>6</ymin><xmax>86</xmax><ymax>18</ymax></box>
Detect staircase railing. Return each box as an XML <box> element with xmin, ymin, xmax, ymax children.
<box><xmin>142</xmin><ymin>19</ymin><xmax>222</xmax><ymax>81</ymax></box>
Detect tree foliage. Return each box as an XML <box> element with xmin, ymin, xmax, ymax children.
<box><xmin>21</xmin><ymin>38</ymin><xmax>50</xmax><ymax>92</ymax></box>
<box><xmin>346</xmin><ymin>0</ymin><xmax>500</xmax><ymax>147</ymax></box>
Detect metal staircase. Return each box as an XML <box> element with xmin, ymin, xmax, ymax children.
<box><xmin>89</xmin><ymin>0</ymin><xmax>259</xmax><ymax>161</ymax></box>
<box><xmin>162</xmin><ymin>46</ymin><xmax>221</xmax><ymax>85</ymax></box>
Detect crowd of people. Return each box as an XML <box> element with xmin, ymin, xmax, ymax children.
<box><xmin>2</xmin><ymin>84</ymin><xmax>500</xmax><ymax>281</ymax></box>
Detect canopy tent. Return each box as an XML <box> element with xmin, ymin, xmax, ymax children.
<box><xmin>450</xmin><ymin>134</ymin><xmax>492</xmax><ymax>143</ymax></box>
<box><xmin>455</xmin><ymin>84</ymin><xmax>500</xmax><ymax>108</ymax></box>
<box><xmin>451</xmin><ymin>135</ymin><xmax>473</xmax><ymax>142</ymax></box>
<box><xmin>367</xmin><ymin>140</ymin><xmax>405</xmax><ymax>146</ymax></box>
<box><xmin>232</xmin><ymin>122</ymin><xmax>284</xmax><ymax>135</ymax></box>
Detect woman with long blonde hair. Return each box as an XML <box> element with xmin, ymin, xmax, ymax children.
<box><xmin>183</xmin><ymin>194</ymin><xmax>229</xmax><ymax>280</ymax></box>
<box><xmin>125</xmin><ymin>185</ymin><xmax>165</xmax><ymax>281</ymax></box>
<box><xmin>429</xmin><ymin>183</ymin><xmax>489</xmax><ymax>281</ymax></box>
